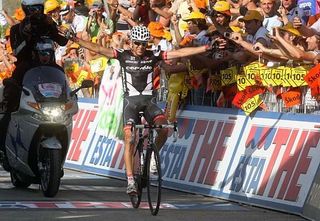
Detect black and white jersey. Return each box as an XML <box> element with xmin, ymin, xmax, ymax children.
<box><xmin>114</xmin><ymin>49</ymin><xmax>166</xmax><ymax>97</ymax></box>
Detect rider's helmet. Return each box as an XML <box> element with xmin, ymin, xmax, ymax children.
<box><xmin>130</xmin><ymin>26</ymin><xmax>150</xmax><ymax>42</ymax></box>
<box><xmin>44</xmin><ymin>0</ymin><xmax>60</xmax><ymax>14</ymax></box>
<box><xmin>21</xmin><ymin>0</ymin><xmax>45</xmax><ymax>16</ymax></box>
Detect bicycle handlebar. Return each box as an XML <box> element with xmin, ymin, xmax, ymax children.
<box><xmin>131</xmin><ymin>122</ymin><xmax>178</xmax><ymax>142</ymax></box>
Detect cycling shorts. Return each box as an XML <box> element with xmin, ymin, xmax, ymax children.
<box><xmin>123</xmin><ymin>95</ymin><xmax>164</xmax><ymax>126</ymax></box>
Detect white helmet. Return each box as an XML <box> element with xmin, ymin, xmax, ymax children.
<box><xmin>21</xmin><ymin>0</ymin><xmax>45</xmax><ymax>6</ymax></box>
<box><xmin>130</xmin><ymin>26</ymin><xmax>150</xmax><ymax>42</ymax></box>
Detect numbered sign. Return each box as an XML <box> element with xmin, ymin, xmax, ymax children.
<box><xmin>241</xmin><ymin>95</ymin><xmax>263</xmax><ymax>116</ymax></box>
<box><xmin>221</xmin><ymin>66</ymin><xmax>237</xmax><ymax>86</ymax></box>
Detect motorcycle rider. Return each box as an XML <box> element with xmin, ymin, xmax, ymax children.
<box><xmin>0</xmin><ymin>0</ymin><xmax>68</xmax><ymax>154</ymax></box>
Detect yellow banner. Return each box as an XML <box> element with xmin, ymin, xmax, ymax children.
<box><xmin>221</xmin><ymin>66</ymin><xmax>237</xmax><ymax>86</ymax></box>
<box><xmin>241</xmin><ymin>95</ymin><xmax>263</xmax><ymax>116</ymax></box>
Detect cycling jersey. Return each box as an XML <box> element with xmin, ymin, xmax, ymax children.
<box><xmin>114</xmin><ymin>49</ymin><xmax>167</xmax><ymax>97</ymax></box>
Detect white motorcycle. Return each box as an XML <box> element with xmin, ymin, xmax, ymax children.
<box><xmin>0</xmin><ymin>45</ymin><xmax>93</xmax><ymax>197</ymax></box>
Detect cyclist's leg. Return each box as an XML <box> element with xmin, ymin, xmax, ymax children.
<box><xmin>123</xmin><ymin>97</ymin><xmax>139</xmax><ymax>194</ymax></box>
<box><xmin>145</xmin><ymin>96</ymin><xmax>169</xmax><ymax>150</ymax></box>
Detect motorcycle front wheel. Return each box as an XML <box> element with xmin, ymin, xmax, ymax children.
<box><xmin>39</xmin><ymin>149</ymin><xmax>61</xmax><ymax>197</ymax></box>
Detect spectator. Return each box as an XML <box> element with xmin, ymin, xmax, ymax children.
<box><xmin>259</xmin><ymin>0</ymin><xmax>283</xmax><ymax>34</ymax></box>
<box><xmin>231</xmin><ymin>10</ymin><xmax>271</xmax><ymax>62</ymax></box>
<box><xmin>174</xmin><ymin>11</ymin><xmax>210</xmax><ymax>46</ymax></box>
<box><xmin>211</xmin><ymin>1</ymin><xmax>240</xmax><ymax>34</ymax></box>
<box><xmin>148</xmin><ymin>21</ymin><xmax>173</xmax><ymax>51</ymax></box>
<box><xmin>278</xmin><ymin>0</ymin><xmax>308</xmax><ymax>25</ymax></box>
<box><xmin>254</xmin><ymin>23</ymin><xmax>300</xmax><ymax>61</ymax></box>
<box><xmin>44</xmin><ymin>0</ymin><xmax>61</xmax><ymax>25</ymax></box>
<box><xmin>60</xmin><ymin>4</ymin><xmax>87</xmax><ymax>39</ymax></box>
<box><xmin>86</xmin><ymin>1</ymin><xmax>114</xmax><ymax>39</ymax></box>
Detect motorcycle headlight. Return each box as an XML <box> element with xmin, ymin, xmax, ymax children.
<box><xmin>42</xmin><ymin>106</ymin><xmax>64</xmax><ymax>118</ymax></box>
<box><xmin>32</xmin><ymin>105</ymin><xmax>66</xmax><ymax>122</ymax></box>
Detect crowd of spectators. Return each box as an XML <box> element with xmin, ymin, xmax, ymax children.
<box><xmin>0</xmin><ymin>0</ymin><xmax>319</xmax><ymax>115</ymax></box>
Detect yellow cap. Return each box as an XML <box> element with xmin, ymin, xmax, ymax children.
<box><xmin>183</xmin><ymin>11</ymin><xmax>206</xmax><ymax>21</ymax></box>
<box><xmin>279</xmin><ymin>22</ymin><xmax>301</xmax><ymax>36</ymax></box>
<box><xmin>213</xmin><ymin>1</ymin><xmax>230</xmax><ymax>12</ymax></box>
<box><xmin>44</xmin><ymin>0</ymin><xmax>60</xmax><ymax>14</ymax></box>
<box><xmin>67</xmin><ymin>43</ymin><xmax>80</xmax><ymax>53</ymax></box>
<box><xmin>239</xmin><ymin>10</ymin><xmax>263</xmax><ymax>22</ymax></box>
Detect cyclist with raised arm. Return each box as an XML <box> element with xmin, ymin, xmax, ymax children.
<box><xmin>67</xmin><ymin>25</ymin><xmax>212</xmax><ymax>194</ymax></box>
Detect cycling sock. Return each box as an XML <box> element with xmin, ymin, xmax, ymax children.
<box><xmin>127</xmin><ymin>175</ymin><xmax>134</xmax><ymax>184</ymax></box>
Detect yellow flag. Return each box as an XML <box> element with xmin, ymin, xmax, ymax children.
<box><xmin>241</xmin><ymin>95</ymin><xmax>263</xmax><ymax>116</ymax></box>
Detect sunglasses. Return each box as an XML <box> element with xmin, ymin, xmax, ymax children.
<box><xmin>133</xmin><ymin>41</ymin><xmax>148</xmax><ymax>47</ymax></box>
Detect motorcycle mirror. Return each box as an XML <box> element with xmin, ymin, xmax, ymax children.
<box><xmin>70</xmin><ymin>80</ymin><xmax>94</xmax><ymax>97</ymax></box>
<box><xmin>81</xmin><ymin>80</ymin><xmax>94</xmax><ymax>89</ymax></box>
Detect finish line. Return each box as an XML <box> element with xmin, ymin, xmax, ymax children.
<box><xmin>0</xmin><ymin>201</ymin><xmax>247</xmax><ymax>210</ymax></box>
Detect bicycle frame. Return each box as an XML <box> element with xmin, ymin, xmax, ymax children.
<box><xmin>129</xmin><ymin>112</ymin><xmax>178</xmax><ymax>215</ymax></box>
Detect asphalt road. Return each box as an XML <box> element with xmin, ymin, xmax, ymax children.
<box><xmin>0</xmin><ymin>167</ymin><xmax>308</xmax><ymax>221</ymax></box>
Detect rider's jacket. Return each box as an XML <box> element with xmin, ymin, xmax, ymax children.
<box><xmin>114</xmin><ymin>49</ymin><xmax>167</xmax><ymax>97</ymax></box>
<box><xmin>10</xmin><ymin>14</ymin><xmax>68</xmax><ymax>67</ymax></box>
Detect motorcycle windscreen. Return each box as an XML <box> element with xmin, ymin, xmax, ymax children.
<box><xmin>23</xmin><ymin>66</ymin><xmax>71</xmax><ymax>102</ymax></box>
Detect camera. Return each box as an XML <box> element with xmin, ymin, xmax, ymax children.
<box><xmin>176</xmin><ymin>14</ymin><xmax>181</xmax><ymax>19</ymax></box>
<box><xmin>223</xmin><ymin>32</ymin><xmax>231</xmax><ymax>38</ymax></box>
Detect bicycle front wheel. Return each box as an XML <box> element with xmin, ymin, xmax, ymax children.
<box><xmin>146</xmin><ymin>144</ymin><xmax>162</xmax><ymax>215</ymax></box>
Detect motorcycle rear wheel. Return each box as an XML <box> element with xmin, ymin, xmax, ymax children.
<box><xmin>10</xmin><ymin>171</ymin><xmax>31</xmax><ymax>188</ymax></box>
<box><xmin>39</xmin><ymin>149</ymin><xmax>61</xmax><ymax>197</ymax></box>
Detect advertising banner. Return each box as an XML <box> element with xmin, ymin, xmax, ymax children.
<box><xmin>65</xmin><ymin>61</ymin><xmax>320</xmax><ymax>216</ymax></box>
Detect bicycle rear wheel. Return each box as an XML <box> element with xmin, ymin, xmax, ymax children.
<box><xmin>146</xmin><ymin>144</ymin><xmax>162</xmax><ymax>215</ymax></box>
<box><xmin>129</xmin><ymin>146</ymin><xmax>143</xmax><ymax>208</ymax></box>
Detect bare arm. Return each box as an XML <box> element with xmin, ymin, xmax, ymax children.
<box><xmin>150</xmin><ymin>6</ymin><xmax>173</xmax><ymax>19</ymax></box>
<box><xmin>253</xmin><ymin>42</ymin><xmax>289</xmax><ymax>61</ymax></box>
<box><xmin>171</xmin><ymin>15</ymin><xmax>183</xmax><ymax>45</ymax></box>
<box><xmin>1</xmin><ymin>10</ymin><xmax>17</xmax><ymax>26</ymax></box>
<box><xmin>73</xmin><ymin>37</ymin><xmax>115</xmax><ymax>58</ymax></box>
<box><xmin>272</xmin><ymin>28</ymin><xmax>305</xmax><ymax>60</ymax></box>
<box><xmin>166</xmin><ymin>45</ymin><xmax>208</xmax><ymax>60</ymax></box>
<box><xmin>230</xmin><ymin>32</ymin><xmax>260</xmax><ymax>57</ymax></box>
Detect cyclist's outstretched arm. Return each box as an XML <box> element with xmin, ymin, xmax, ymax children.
<box><xmin>165</xmin><ymin>45</ymin><xmax>209</xmax><ymax>60</ymax></box>
<box><xmin>73</xmin><ymin>37</ymin><xmax>116</xmax><ymax>58</ymax></box>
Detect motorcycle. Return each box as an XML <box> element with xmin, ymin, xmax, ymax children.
<box><xmin>0</xmin><ymin>40</ymin><xmax>93</xmax><ymax>197</ymax></box>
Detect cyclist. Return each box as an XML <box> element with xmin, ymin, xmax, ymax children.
<box><xmin>67</xmin><ymin>25</ymin><xmax>212</xmax><ymax>194</ymax></box>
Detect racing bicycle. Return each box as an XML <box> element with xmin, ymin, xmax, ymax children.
<box><xmin>129</xmin><ymin>111</ymin><xmax>178</xmax><ymax>215</ymax></box>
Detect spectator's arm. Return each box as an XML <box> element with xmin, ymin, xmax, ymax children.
<box><xmin>150</xmin><ymin>5</ymin><xmax>173</xmax><ymax>19</ymax></box>
<box><xmin>1</xmin><ymin>10</ymin><xmax>17</xmax><ymax>26</ymax></box>
<box><xmin>293</xmin><ymin>17</ymin><xmax>317</xmax><ymax>37</ymax></box>
<box><xmin>121</xmin><ymin>13</ymin><xmax>137</xmax><ymax>27</ymax></box>
<box><xmin>273</xmin><ymin>28</ymin><xmax>305</xmax><ymax>60</ymax></box>
<box><xmin>118</xmin><ymin>5</ymin><xmax>133</xmax><ymax>18</ymax></box>
<box><xmin>171</xmin><ymin>15</ymin><xmax>183</xmax><ymax>45</ymax></box>
<box><xmin>253</xmin><ymin>42</ymin><xmax>289</xmax><ymax>61</ymax></box>
<box><xmin>230</xmin><ymin>32</ymin><xmax>260</xmax><ymax>57</ymax></box>
<box><xmin>166</xmin><ymin>45</ymin><xmax>208</xmax><ymax>59</ymax></box>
